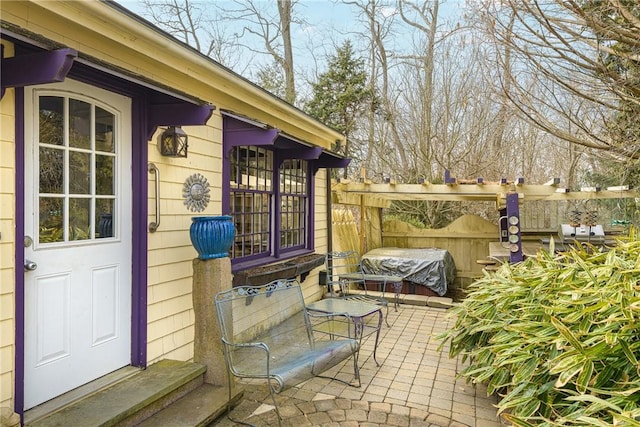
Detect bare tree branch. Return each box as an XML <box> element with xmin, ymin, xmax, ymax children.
<box><xmin>478</xmin><ymin>0</ymin><xmax>640</xmax><ymax>159</ymax></box>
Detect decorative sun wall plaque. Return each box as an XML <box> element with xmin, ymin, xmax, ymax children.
<box><xmin>183</xmin><ymin>173</ymin><xmax>211</xmax><ymax>212</ymax></box>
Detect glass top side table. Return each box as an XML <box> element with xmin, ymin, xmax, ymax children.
<box><xmin>306</xmin><ymin>298</ymin><xmax>383</xmax><ymax>366</ymax></box>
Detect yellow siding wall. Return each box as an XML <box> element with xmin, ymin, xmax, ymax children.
<box><xmin>145</xmin><ymin>113</ymin><xmax>222</xmax><ymax>363</ymax></box>
<box><xmin>314</xmin><ymin>169</ymin><xmax>329</xmax><ymax>256</ymax></box>
<box><xmin>145</xmin><ymin>112</ymin><xmax>330</xmax><ymax>364</ymax></box>
<box><xmin>0</xmin><ymin>41</ymin><xmax>16</xmax><ymax>410</ymax></box>
<box><xmin>305</xmin><ymin>169</ymin><xmax>328</xmax><ymax>302</ymax></box>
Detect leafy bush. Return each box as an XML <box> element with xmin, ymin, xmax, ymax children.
<box><xmin>383</xmin><ymin>213</ymin><xmax>428</xmax><ymax>229</ymax></box>
<box><xmin>439</xmin><ymin>234</ymin><xmax>640</xmax><ymax>426</ymax></box>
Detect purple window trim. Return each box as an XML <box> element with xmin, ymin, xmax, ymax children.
<box><xmin>221</xmin><ymin>112</ymin><xmax>349</xmax><ymax>169</ymax></box>
<box><xmin>309</xmin><ymin>164</ymin><xmax>316</xmax><ymax>254</ymax></box>
<box><xmin>273</xmin><ymin>150</ymin><xmax>282</xmax><ymax>258</ymax></box>
<box><xmin>231</xmin><ymin>248</ymin><xmax>317</xmax><ymax>274</ymax></box>
<box><xmin>223</xmin><ymin>115</ymin><xmax>319</xmax><ymax>271</ymax></box>
<box><xmin>221</xmin><ymin>113</ymin><xmax>351</xmax><ymax>274</ymax></box>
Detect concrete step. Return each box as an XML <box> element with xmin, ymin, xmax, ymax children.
<box><xmin>25</xmin><ymin>359</ymin><xmax>238</xmax><ymax>427</ymax></box>
<box><xmin>137</xmin><ymin>383</ymin><xmax>240</xmax><ymax>427</ymax></box>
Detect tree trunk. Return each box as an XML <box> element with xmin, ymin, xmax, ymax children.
<box><xmin>278</xmin><ymin>0</ymin><xmax>296</xmax><ymax>104</ymax></box>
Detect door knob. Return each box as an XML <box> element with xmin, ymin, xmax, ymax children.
<box><xmin>24</xmin><ymin>259</ymin><xmax>37</xmax><ymax>271</ymax></box>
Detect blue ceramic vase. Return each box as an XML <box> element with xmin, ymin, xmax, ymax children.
<box><xmin>190</xmin><ymin>216</ymin><xmax>235</xmax><ymax>259</ymax></box>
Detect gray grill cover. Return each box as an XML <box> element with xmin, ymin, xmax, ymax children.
<box><xmin>361</xmin><ymin>248</ymin><xmax>456</xmax><ymax>296</ymax></box>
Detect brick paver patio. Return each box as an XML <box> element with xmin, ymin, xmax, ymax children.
<box><xmin>211</xmin><ymin>304</ymin><xmax>504</xmax><ymax>426</ymax></box>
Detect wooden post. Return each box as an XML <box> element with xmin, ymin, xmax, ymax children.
<box><xmin>360</xmin><ymin>195</ymin><xmax>366</xmax><ymax>254</ymax></box>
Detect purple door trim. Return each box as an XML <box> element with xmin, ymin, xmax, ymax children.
<box><xmin>13</xmin><ymin>82</ymin><xmax>149</xmax><ymax>418</ymax></box>
<box><xmin>14</xmin><ymin>87</ymin><xmax>25</xmax><ymax>419</ymax></box>
<box><xmin>130</xmin><ymin>96</ymin><xmax>149</xmax><ymax>368</ymax></box>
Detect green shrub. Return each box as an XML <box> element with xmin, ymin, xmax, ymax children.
<box><xmin>383</xmin><ymin>213</ymin><xmax>428</xmax><ymax>229</ymax></box>
<box><xmin>438</xmin><ymin>233</ymin><xmax>640</xmax><ymax>426</ymax></box>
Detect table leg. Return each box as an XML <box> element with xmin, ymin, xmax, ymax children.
<box><xmin>353</xmin><ymin>317</ymin><xmax>364</xmax><ymax>343</ymax></box>
<box><xmin>372</xmin><ymin>309</ymin><xmax>382</xmax><ymax>366</ymax></box>
<box><xmin>352</xmin><ymin>318</ymin><xmax>364</xmax><ymax>376</ymax></box>
<box><xmin>353</xmin><ymin>310</ymin><xmax>383</xmax><ymax>367</ymax></box>
<box><xmin>391</xmin><ymin>281</ymin><xmax>402</xmax><ymax>311</ymax></box>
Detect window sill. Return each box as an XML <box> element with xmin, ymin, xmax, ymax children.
<box><xmin>232</xmin><ymin>253</ymin><xmax>325</xmax><ymax>287</ymax></box>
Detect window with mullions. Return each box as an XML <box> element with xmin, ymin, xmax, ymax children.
<box><xmin>37</xmin><ymin>95</ymin><xmax>117</xmax><ymax>244</ymax></box>
<box><xmin>230</xmin><ymin>146</ymin><xmax>273</xmax><ymax>258</ymax></box>
<box><xmin>280</xmin><ymin>159</ymin><xmax>307</xmax><ymax>249</ymax></box>
<box><xmin>229</xmin><ymin>146</ymin><xmax>309</xmax><ymax>260</ymax></box>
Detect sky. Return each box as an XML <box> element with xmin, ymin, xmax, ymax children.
<box><xmin>116</xmin><ymin>0</ymin><xmax>466</xmax><ymax>58</ymax></box>
<box><xmin>115</xmin><ymin>0</ymin><xmax>467</xmax><ymax>98</ymax></box>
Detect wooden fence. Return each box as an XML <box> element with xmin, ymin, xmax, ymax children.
<box><xmin>331</xmin><ymin>207</ymin><xmax>500</xmax><ymax>300</ymax></box>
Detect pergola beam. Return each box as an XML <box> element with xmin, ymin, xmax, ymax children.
<box><xmin>332</xmin><ymin>182</ymin><xmax>638</xmax><ymax>203</ymax></box>
<box><xmin>332</xmin><ymin>191</ymin><xmax>391</xmax><ymax>208</ymax></box>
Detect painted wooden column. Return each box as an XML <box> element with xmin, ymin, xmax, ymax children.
<box><xmin>192</xmin><ymin>257</ymin><xmax>232</xmax><ymax>386</ymax></box>
<box><xmin>506</xmin><ymin>191</ymin><xmax>524</xmax><ymax>263</ymax></box>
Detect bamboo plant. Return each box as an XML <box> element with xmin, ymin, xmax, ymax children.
<box><xmin>439</xmin><ymin>231</ymin><xmax>640</xmax><ymax>426</ymax></box>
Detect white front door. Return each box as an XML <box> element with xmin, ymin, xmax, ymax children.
<box><xmin>23</xmin><ymin>80</ymin><xmax>133</xmax><ymax>409</ymax></box>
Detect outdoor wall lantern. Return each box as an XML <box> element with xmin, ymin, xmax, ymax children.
<box><xmin>159</xmin><ymin>126</ymin><xmax>188</xmax><ymax>157</ymax></box>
